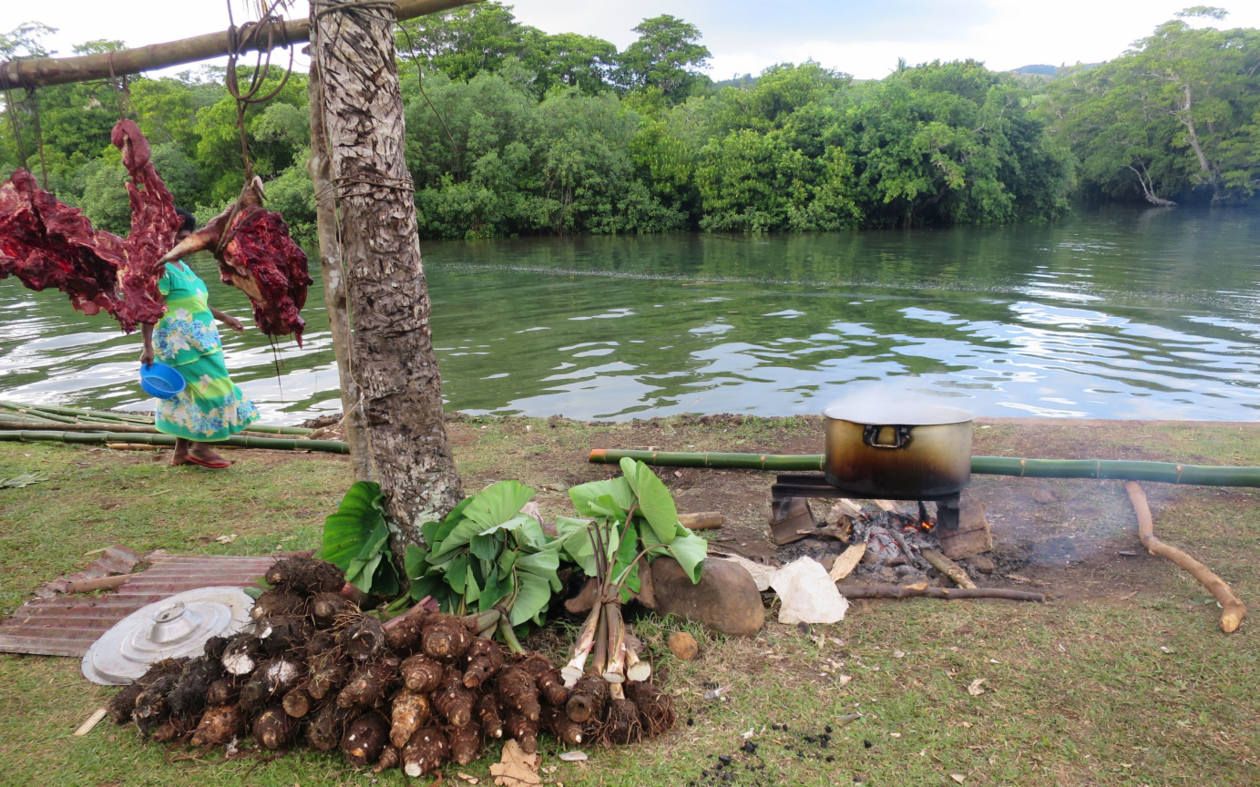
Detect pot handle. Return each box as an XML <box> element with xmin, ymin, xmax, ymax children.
<box><xmin>862</xmin><ymin>424</ymin><xmax>913</xmax><ymax>450</ymax></box>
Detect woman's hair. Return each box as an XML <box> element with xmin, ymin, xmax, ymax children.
<box><xmin>174</xmin><ymin>207</ymin><xmax>197</xmax><ymax>234</ymax></box>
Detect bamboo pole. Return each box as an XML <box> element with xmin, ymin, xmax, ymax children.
<box><xmin>837</xmin><ymin>585</ymin><xmax>1046</xmax><ymax>602</ymax></box>
<box><xmin>0</xmin><ymin>401</ymin><xmax>312</xmax><ymax>434</ymax></box>
<box><xmin>0</xmin><ymin>0</ymin><xmax>482</xmax><ymax>90</ymax></box>
<box><xmin>1125</xmin><ymin>481</ymin><xmax>1245</xmax><ymax>633</ymax></box>
<box><xmin>588</xmin><ymin>449</ymin><xmax>1260</xmax><ymax>488</ymax></box>
<box><xmin>0</xmin><ymin>429</ymin><xmax>348</xmax><ymax>454</ymax></box>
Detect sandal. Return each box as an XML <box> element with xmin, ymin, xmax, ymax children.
<box><xmin>184</xmin><ymin>455</ymin><xmax>231</xmax><ymax>469</ymax></box>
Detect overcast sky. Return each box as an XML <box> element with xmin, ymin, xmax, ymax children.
<box><xmin>3</xmin><ymin>1</ymin><xmax>1258</xmax><ymax>80</ymax></box>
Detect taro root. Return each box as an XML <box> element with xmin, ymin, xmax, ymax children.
<box><xmin>167</xmin><ymin>656</ymin><xmax>224</xmax><ymax>720</ymax></box>
<box><xmin>253</xmin><ymin>703</ymin><xmax>297</xmax><ymax>750</ymax></box>
<box><xmin>221</xmin><ymin>633</ymin><xmax>262</xmax><ymax>676</ymax></box>
<box><xmin>109</xmin><ymin>659</ymin><xmax>185</xmax><ymax>725</ymax></box>
<box><xmin>311</xmin><ymin>592</ymin><xmax>355</xmax><ymax>626</ymax></box>
<box><xmin>603</xmin><ymin>698</ymin><xmax>642</xmax><ymax>745</ymax></box>
<box><xmin>462</xmin><ymin>637</ymin><xmax>504</xmax><ymax>689</ymax></box>
<box><xmin>475</xmin><ymin>692</ymin><xmax>504</xmax><ymax>739</ymax></box>
<box><xmin>203</xmin><ymin>636</ymin><xmax>230</xmax><ymax>660</ymax></box>
<box><xmin>340</xmin><ymin>710</ymin><xmax>390</xmax><ymax>766</ymax></box>
<box><xmin>520</xmin><ymin>653</ymin><xmax>569</xmax><ymax>706</ymax></box>
<box><xmin>307</xmin><ymin>702</ymin><xmax>359</xmax><ymax>752</ymax></box>
<box><xmin>150</xmin><ymin>720</ymin><xmax>181</xmax><ymax>743</ymax></box>
<box><xmin>565</xmin><ymin>675</ymin><xmax>608</xmax><ymax>724</ymax></box>
<box><xmin>264</xmin><ymin>557</ymin><xmax>344</xmax><ymax>595</ymax></box>
<box><xmin>374</xmin><ymin>743</ymin><xmax>401</xmax><ymax>774</ymax></box>
<box><xmin>446</xmin><ymin>719</ymin><xmax>483</xmax><ymax>765</ymax></box>
<box><xmin>496</xmin><ymin>666</ymin><xmax>541</xmax><ymax>722</ymax></box>
<box><xmin>256</xmin><ymin>615</ymin><xmax>314</xmax><ymax>655</ymax></box>
<box><xmin>241</xmin><ymin>658</ymin><xmax>304</xmax><ymax>711</ymax></box>
<box><xmin>542</xmin><ymin>704</ymin><xmax>584</xmax><ymax>746</ymax></box>
<box><xmin>336</xmin><ymin>657</ymin><xmax>399</xmax><ymax>709</ymax></box>
<box><xmin>206</xmin><ymin>677</ymin><xmax>241</xmax><ymax>707</ymax></box>
<box><xmin>402</xmin><ymin>726</ymin><xmax>449</xmax><ymax>778</ymax></box>
<box><xmin>383</xmin><ymin>606</ymin><xmax>429</xmax><ymax>655</ymax></box>
<box><xmin>432</xmin><ymin>667</ymin><xmax>475</xmax><ymax>727</ymax></box>
<box><xmin>504</xmin><ymin>708</ymin><xmax>539</xmax><ymax>754</ymax></box>
<box><xmin>190</xmin><ymin>704</ymin><xmax>246</xmax><ymax>747</ymax></box>
<box><xmin>307</xmin><ymin>650</ymin><xmax>349</xmax><ymax>700</ymax></box>
<box><xmin>250</xmin><ymin>589</ymin><xmax>309</xmax><ymax>620</ymax></box>
<box><xmin>282</xmin><ymin>686</ymin><xmax>313</xmax><ymax>718</ymax></box>
<box><xmin>390</xmin><ymin>689</ymin><xmax>433</xmax><ymax>748</ymax></box>
<box><xmin>420</xmin><ymin>614</ymin><xmax>473</xmax><ymax>661</ymax></box>
<box><xmin>337</xmin><ymin>615</ymin><xmax>385</xmax><ymax>662</ymax></box>
<box><xmin>625</xmin><ymin>680</ymin><xmax>676</xmax><ymax>736</ymax></box>
<box><xmin>400</xmin><ymin>653</ymin><xmax>444</xmax><ymax>694</ymax></box>
<box><xmin>133</xmin><ymin>674</ymin><xmax>180</xmax><ymax>737</ymax></box>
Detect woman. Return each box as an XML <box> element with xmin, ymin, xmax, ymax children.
<box><xmin>140</xmin><ymin>208</ymin><xmax>259</xmax><ymax>468</ymax></box>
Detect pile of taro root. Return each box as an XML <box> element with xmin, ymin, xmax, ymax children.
<box><xmin>107</xmin><ymin>558</ymin><xmax>675</xmax><ymax>777</ymax></box>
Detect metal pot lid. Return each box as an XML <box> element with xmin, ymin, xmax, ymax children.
<box><xmin>822</xmin><ymin>401</ymin><xmax>974</xmax><ymax>426</ymax></box>
<box><xmin>81</xmin><ymin>586</ymin><xmax>254</xmax><ymax>685</ymax></box>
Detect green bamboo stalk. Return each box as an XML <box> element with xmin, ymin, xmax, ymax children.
<box><xmin>0</xmin><ymin>400</ymin><xmax>313</xmax><ymax>433</ymax></box>
<box><xmin>587</xmin><ymin>448</ymin><xmax>824</xmax><ymax>471</ymax></box>
<box><xmin>0</xmin><ymin>430</ymin><xmax>349</xmax><ymax>454</ymax></box>
<box><xmin>588</xmin><ymin>448</ymin><xmax>1260</xmax><ymax>488</ymax></box>
<box><xmin>0</xmin><ymin>401</ymin><xmax>152</xmax><ymax>424</ymax></box>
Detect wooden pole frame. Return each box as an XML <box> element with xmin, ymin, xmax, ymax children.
<box><xmin>0</xmin><ymin>0</ymin><xmax>480</xmax><ymax>90</ymax></box>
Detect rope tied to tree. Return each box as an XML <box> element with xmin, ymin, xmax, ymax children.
<box><xmin>309</xmin><ymin>0</ymin><xmax>400</xmax><ymax>23</ymax></box>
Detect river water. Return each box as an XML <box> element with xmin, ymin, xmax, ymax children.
<box><xmin>2</xmin><ymin>207</ymin><xmax>1259</xmax><ymax>423</ymax></box>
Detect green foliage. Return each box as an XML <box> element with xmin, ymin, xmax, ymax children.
<box><xmin>321</xmin><ymin>481</ymin><xmax>398</xmax><ymax>597</ymax></box>
<box><xmin>614</xmin><ymin>15</ymin><xmax>712</xmax><ymax>102</ymax></box>
<box><xmin>1042</xmin><ymin>12</ymin><xmax>1260</xmax><ymax>205</ymax></box>
<box><xmin>564</xmin><ymin>459</ymin><xmax>707</xmax><ymax>593</ymax></box>
<box><xmin>407</xmin><ymin>481</ymin><xmax>560</xmax><ymax>627</ymax></box>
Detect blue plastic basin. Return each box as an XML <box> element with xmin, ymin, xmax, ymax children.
<box><xmin>140</xmin><ymin>362</ymin><xmax>186</xmax><ymax>400</ymax></box>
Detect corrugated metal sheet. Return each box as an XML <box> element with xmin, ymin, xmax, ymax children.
<box><xmin>0</xmin><ymin>550</ymin><xmax>314</xmax><ymax>657</ymax></box>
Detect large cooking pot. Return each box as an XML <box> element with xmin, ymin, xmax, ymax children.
<box><xmin>822</xmin><ymin>402</ymin><xmax>974</xmax><ymax>499</ymax></box>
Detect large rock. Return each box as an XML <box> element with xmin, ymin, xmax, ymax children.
<box><xmin>649</xmin><ymin>557</ymin><xmax>765</xmax><ymax>637</ymax></box>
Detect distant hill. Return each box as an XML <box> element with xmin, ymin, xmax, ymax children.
<box><xmin>715</xmin><ymin>74</ymin><xmax>757</xmax><ymax>89</ymax></box>
<box><xmin>1012</xmin><ymin>64</ymin><xmax>1059</xmax><ymax>76</ymax></box>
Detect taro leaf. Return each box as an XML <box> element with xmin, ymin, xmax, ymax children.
<box><xmin>620</xmin><ymin>458</ymin><xmax>679</xmax><ymax>544</ymax></box>
<box><xmin>446</xmin><ymin>554</ymin><xmax>471</xmax><ymax>594</ymax></box>
<box><xmin>464</xmin><ymin>565</ymin><xmax>481</xmax><ymax>603</ymax></box>
<box><xmin>569</xmin><ymin>477</ymin><xmax>634</xmax><ymax>517</ymax></box>
<box><xmin>464</xmin><ymin>480</ymin><xmax>536</xmax><ymax>532</ymax></box>
<box><xmin>405</xmin><ymin>545</ymin><xmax>429</xmax><ymax>582</ymax></box>
<box><xmin>559</xmin><ymin>516</ymin><xmax>619</xmax><ymax>579</ymax></box>
<box><xmin>429</xmin><ymin>496</ymin><xmax>475</xmax><ymax>546</ymax></box>
<box><xmin>410</xmin><ymin>566</ymin><xmax>446</xmax><ymax>603</ymax></box>
<box><xmin>515</xmin><ymin>550</ymin><xmax>562</xmax><ymax>592</ymax></box>
<box><xmin>664</xmin><ymin>531</ymin><xmax>708</xmax><ymax>584</ymax></box>
<box><xmin>470</xmin><ymin>533</ymin><xmax>501</xmax><ymax>562</ymax></box>
<box><xmin>345</xmin><ymin>552</ymin><xmax>383</xmax><ymax>595</ymax></box>
<box><xmin>372</xmin><ymin>558</ymin><xmax>399</xmax><ymax>597</ymax></box>
<box><xmin>322</xmin><ymin>481</ymin><xmax>387</xmax><ymax>571</ymax></box>
<box><xmin>510</xmin><ymin>570</ymin><xmax>552</xmax><ymax>626</ymax></box>
<box><xmin>498</xmin><ymin>549</ymin><xmax>519</xmax><ymax>575</ymax></box>
<box><xmin>479</xmin><ymin>570</ymin><xmax>511</xmax><ymax>612</ymax></box>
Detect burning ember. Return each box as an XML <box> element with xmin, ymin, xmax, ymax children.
<box><xmin>776</xmin><ymin>501</ymin><xmax>945</xmax><ymax>585</ymax></box>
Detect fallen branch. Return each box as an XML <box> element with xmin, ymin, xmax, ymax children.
<box><xmin>1125</xmin><ymin>481</ymin><xmax>1245</xmax><ymax>633</ymax></box>
<box><xmin>921</xmin><ymin>549</ymin><xmax>976</xmax><ymax>589</ymax></box>
<box><xmin>836</xmin><ymin>585</ymin><xmax>1046</xmax><ymax>602</ymax></box>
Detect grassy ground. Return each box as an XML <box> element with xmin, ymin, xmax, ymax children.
<box><xmin>1</xmin><ymin>416</ymin><xmax>1258</xmax><ymax>786</ymax></box>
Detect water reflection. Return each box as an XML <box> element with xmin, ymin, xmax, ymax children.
<box><xmin>2</xmin><ymin>207</ymin><xmax>1259</xmax><ymax>422</ymax></box>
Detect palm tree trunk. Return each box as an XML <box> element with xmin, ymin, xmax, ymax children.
<box><xmin>309</xmin><ymin>0</ymin><xmax>463</xmax><ymax>561</ymax></box>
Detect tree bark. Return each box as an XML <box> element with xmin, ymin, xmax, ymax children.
<box><xmin>0</xmin><ymin>0</ymin><xmax>480</xmax><ymax>90</ymax></box>
<box><xmin>307</xmin><ymin>56</ymin><xmax>372</xmax><ymax>482</ymax></box>
<box><xmin>310</xmin><ymin>0</ymin><xmax>462</xmax><ymax>561</ymax></box>
<box><xmin>1175</xmin><ymin>83</ymin><xmax>1224</xmax><ymax>203</ymax></box>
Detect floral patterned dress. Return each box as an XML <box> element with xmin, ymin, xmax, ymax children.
<box><xmin>152</xmin><ymin>261</ymin><xmax>259</xmax><ymax>441</ymax></box>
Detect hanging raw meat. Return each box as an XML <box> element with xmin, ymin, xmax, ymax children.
<box><xmin>0</xmin><ymin>119</ymin><xmax>178</xmax><ymax>332</ymax></box>
<box><xmin>0</xmin><ymin>169</ymin><xmax>126</xmax><ymax>318</ymax></box>
<box><xmin>113</xmin><ymin>120</ymin><xmax>181</xmax><ymax>330</ymax></box>
<box><xmin>158</xmin><ymin>176</ymin><xmax>311</xmax><ymax>345</ymax></box>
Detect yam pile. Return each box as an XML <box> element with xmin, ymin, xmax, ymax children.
<box><xmin>106</xmin><ymin>557</ymin><xmax>674</xmax><ymax>775</ymax></box>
